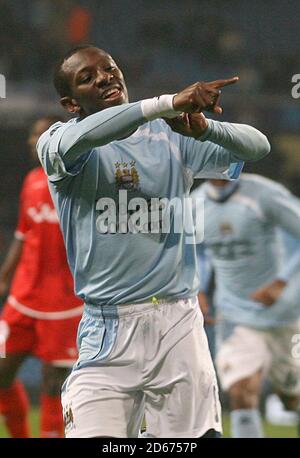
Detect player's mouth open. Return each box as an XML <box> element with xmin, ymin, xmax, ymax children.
<box><xmin>102</xmin><ymin>87</ymin><xmax>122</xmax><ymax>100</ymax></box>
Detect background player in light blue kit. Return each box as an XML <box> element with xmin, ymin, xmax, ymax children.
<box><xmin>37</xmin><ymin>45</ymin><xmax>270</xmax><ymax>438</ymax></box>
<box><xmin>193</xmin><ymin>174</ymin><xmax>300</xmax><ymax>438</ymax></box>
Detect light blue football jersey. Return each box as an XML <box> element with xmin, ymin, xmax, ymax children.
<box><xmin>37</xmin><ymin>102</ymin><xmax>269</xmax><ymax>306</ymax></box>
<box><xmin>193</xmin><ymin>174</ymin><xmax>300</xmax><ymax>328</ymax></box>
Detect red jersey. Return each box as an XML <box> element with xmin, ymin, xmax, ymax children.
<box><xmin>9</xmin><ymin>167</ymin><xmax>83</xmax><ymax>317</ymax></box>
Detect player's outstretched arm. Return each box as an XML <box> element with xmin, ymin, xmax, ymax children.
<box><xmin>40</xmin><ymin>76</ymin><xmax>238</xmax><ymax>160</ymax></box>
<box><xmin>37</xmin><ymin>76</ymin><xmax>255</xmax><ymax>181</ymax></box>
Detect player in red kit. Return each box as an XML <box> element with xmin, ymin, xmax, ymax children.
<box><xmin>0</xmin><ymin>117</ymin><xmax>84</xmax><ymax>438</ymax></box>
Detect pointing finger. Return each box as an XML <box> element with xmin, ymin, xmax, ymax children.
<box><xmin>209</xmin><ymin>76</ymin><xmax>239</xmax><ymax>88</ymax></box>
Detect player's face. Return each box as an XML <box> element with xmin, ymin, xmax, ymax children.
<box><xmin>206</xmin><ymin>179</ymin><xmax>239</xmax><ymax>202</ymax></box>
<box><xmin>27</xmin><ymin>119</ymin><xmax>53</xmax><ymax>163</ymax></box>
<box><xmin>61</xmin><ymin>48</ymin><xmax>128</xmax><ymax>118</ymax></box>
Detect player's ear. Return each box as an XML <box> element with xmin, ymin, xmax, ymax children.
<box><xmin>60</xmin><ymin>96</ymin><xmax>81</xmax><ymax>114</ymax></box>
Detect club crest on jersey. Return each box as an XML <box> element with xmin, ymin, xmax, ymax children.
<box><xmin>219</xmin><ymin>222</ymin><xmax>233</xmax><ymax>235</ymax></box>
<box><xmin>115</xmin><ymin>160</ymin><xmax>140</xmax><ymax>191</ymax></box>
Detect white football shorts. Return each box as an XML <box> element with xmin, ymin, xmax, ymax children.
<box><xmin>215</xmin><ymin>319</ymin><xmax>300</xmax><ymax>395</ymax></box>
<box><xmin>62</xmin><ymin>297</ymin><xmax>222</xmax><ymax>438</ymax></box>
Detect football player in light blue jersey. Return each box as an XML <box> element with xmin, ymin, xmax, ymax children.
<box><xmin>37</xmin><ymin>45</ymin><xmax>270</xmax><ymax>438</ymax></box>
<box><xmin>193</xmin><ymin>174</ymin><xmax>300</xmax><ymax>438</ymax></box>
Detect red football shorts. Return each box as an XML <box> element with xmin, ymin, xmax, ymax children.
<box><xmin>0</xmin><ymin>303</ymin><xmax>81</xmax><ymax>365</ymax></box>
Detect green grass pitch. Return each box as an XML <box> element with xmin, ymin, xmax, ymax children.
<box><xmin>0</xmin><ymin>409</ymin><xmax>297</xmax><ymax>438</ymax></box>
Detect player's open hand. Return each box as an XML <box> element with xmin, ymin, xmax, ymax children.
<box><xmin>164</xmin><ymin>112</ymin><xmax>209</xmax><ymax>138</ymax></box>
<box><xmin>250</xmin><ymin>279</ymin><xmax>287</xmax><ymax>306</ymax></box>
<box><xmin>173</xmin><ymin>77</ymin><xmax>239</xmax><ymax>115</ymax></box>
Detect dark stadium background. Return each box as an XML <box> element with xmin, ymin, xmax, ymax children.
<box><xmin>0</xmin><ymin>0</ymin><xmax>299</xmax><ymax>421</ymax></box>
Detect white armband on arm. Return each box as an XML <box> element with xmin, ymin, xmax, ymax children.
<box><xmin>141</xmin><ymin>94</ymin><xmax>180</xmax><ymax>120</ymax></box>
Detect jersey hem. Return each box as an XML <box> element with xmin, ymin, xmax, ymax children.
<box><xmin>8</xmin><ymin>295</ymin><xmax>84</xmax><ymax>320</ymax></box>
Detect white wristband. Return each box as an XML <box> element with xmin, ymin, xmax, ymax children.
<box><xmin>141</xmin><ymin>94</ymin><xmax>180</xmax><ymax>120</ymax></box>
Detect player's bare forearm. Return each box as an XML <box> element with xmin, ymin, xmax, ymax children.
<box><xmin>0</xmin><ymin>238</ymin><xmax>23</xmax><ymax>297</ymax></box>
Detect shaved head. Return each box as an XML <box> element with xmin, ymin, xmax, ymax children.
<box><xmin>53</xmin><ymin>45</ymin><xmax>104</xmax><ymax>97</ymax></box>
<box><xmin>53</xmin><ymin>45</ymin><xmax>128</xmax><ymax>118</ymax></box>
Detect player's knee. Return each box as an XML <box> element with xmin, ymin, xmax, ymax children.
<box><xmin>279</xmin><ymin>393</ymin><xmax>300</xmax><ymax>412</ymax></box>
<box><xmin>42</xmin><ymin>365</ymin><xmax>69</xmax><ymax>396</ymax></box>
<box><xmin>229</xmin><ymin>379</ymin><xmax>259</xmax><ymax>409</ymax></box>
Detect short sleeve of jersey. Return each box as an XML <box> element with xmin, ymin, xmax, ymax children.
<box><xmin>179</xmin><ymin>134</ymin><xmax>244</xmax><ymax>180</ymax></box>
<box><xmin>37</xmin><ymin>120</ymin><xmax>92</xmax><ymax>182</ymax></box>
